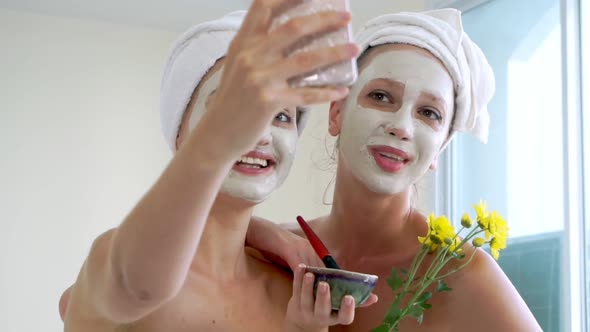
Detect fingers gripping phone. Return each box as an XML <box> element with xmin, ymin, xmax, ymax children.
<box><xmin>271</xmin><ymin>0</ymin><xmax>358</xmax><ymax>88</ymax></box>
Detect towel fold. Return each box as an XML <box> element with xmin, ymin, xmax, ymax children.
<box><xmin>160</xmin><ymin>10</ymin><xmax>311</xmax><ymax>152</ymax></box>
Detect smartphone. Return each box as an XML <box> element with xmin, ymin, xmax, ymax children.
<box><xmin>271</xmin><ymin>0</ymin><xmax>357</xmax><ymax>88</ymax></box>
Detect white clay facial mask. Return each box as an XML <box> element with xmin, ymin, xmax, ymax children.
<box><xmin>339</xmin><ymin>49</ymin><xmax>455</xmax><ymax>194</ymax></box>
<box><xmin>188</xmin><ymin>69</ymin><xmax>298</xmax><ymax>203</ymax></box>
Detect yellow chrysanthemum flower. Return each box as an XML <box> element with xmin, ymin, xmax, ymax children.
<box><xmin>487</xmin><ymin>212</ymin><xmax>509</xmax><ymax>259</ymax></box>
<box><xmin>418</xmin><ymin>234</ymin><xmax>438</xmax><ymax>253</ymax></box>
<box><xmin>447</xmin><ymin>237</ymin><xmax>463</xmax><ymax>253</ymax></box>
<box><xmin>420</xmin><ymin>214</ymin><xmax>459</xmax><ymax>253</ymax></box>
<box><xmin>461</xmin><ymin>213</ymin><xmax>473</xmax><ymax>228</ymax></box>
<box><xmin>431</xmin><ymin>234</ymin><xmax>443</xmax><ymax>244</ymax></box>
<box><xmin>488</xmin><ymin>211</ymin><xmax>509</xmax><ymax>238</ymax></box>
<box><xmin>474</xmin><ymin>200</ymin><xmax>489</xmax><ymax>229</ymax></box>
<box><xmin>430</xmin><ymin>214</ymin><xmax>456</xmax><ymax>241</ymax></box>
<box><xmin>472</xmin><ymin>237</ymin><xmax>485</xmax><ymax>247</ymax></box>
<box><xmin>490</xmin><ymin>236</ymin><xmax>507</xmax><ymax>260</ymax></box>
<box><xmin>386</xmin><ymin>202</ymin><xmax>510</xmax><ymax>331</ymax></box>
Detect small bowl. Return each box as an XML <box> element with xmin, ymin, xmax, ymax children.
<box><xmin>305</xmin><ymin>266</ymin><xmax>378</xmax><ymax>310</ymax></box>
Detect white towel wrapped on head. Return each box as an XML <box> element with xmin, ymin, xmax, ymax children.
<box><xmin>355</xmin><ymin>8</ymin><xmax>495</xmax><ymax>144</ymax></box>
<box><xmin>160</xmin><ymin>10</ymin><xmax>311</xmax><ymax>152</ymax></box>
<box><xmin>160</xmin><ymin>11</ymin><xmax>245</xmax><ymax>152</ymax></box>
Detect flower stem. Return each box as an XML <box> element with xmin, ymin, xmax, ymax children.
<box><xmin>435</xmin><ymin>249</ymin><xmax>478</xmax><ymax>280</ymax></box>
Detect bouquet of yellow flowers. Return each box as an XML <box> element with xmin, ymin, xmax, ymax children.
<box><xmin>372</xmin><ymin>201</ymin><xmax>509</xmax><ymax>332</ymax></box>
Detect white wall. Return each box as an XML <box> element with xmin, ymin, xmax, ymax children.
<box><xmin>0</xmin><ymin>1</ymin><xmax>426</xmax><ymax>331</ymax></box>
<box><xmin>0</xmin><ymin>9</ymin><xmax>176</xmax><ymax>332</ymax></box>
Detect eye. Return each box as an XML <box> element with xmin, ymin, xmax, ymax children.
<box><xmin>274</xmin><ymin>110</ymin><xmax>292</xmax><ymax>123</ymax></box>
<box><xmin>419</xmin><ymin>107</ymin><xmax>443</xmax><ymax>122</ymax></box>
<box><xmin>368</xmin><ymin>90</ymin><xmax>392</xmax><ymax>103</ymax></box>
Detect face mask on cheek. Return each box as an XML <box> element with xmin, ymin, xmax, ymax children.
<box><xmin>187</xmin><ymin>69</ymin><xmax>299</xmax><ymax>203</ymax></box>
<box><xmin>221</xmin><ymin>126</ymin><xmax>298</xmax><ymax>203</ymax></box>
<box><xmin>338</xmin><ymin>49</ymin><xmax>454</xmax><ymax>195</ymax></box>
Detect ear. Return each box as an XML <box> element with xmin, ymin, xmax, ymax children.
<box><xmin>329</xmin><ymin>100</ymin><xmax>345</xmax><ymax>137</ymax></box>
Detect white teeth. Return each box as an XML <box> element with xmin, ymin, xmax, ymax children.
<box><xmin>379</xmin><ymin>152</ymin><xmax>405</xmax><ymax>162</ymax></box>
<box><xmin>237</xmin><ymin>156</ymin><xmax>269</xmax><ymax>167</ymax></box>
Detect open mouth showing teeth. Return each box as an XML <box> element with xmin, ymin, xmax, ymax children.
<box><xmin>377</xmin><ymin>152</ymin><xmax>407</xmax><ymax>162</ymax></box>
<box><xmin>235</xmin><ymin>156</ymin><xmax>273</xmax><ymax>169</ymax></box>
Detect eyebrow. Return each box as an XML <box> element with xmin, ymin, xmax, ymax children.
<box><xmin>420</xmin><ymin>91</ymin><xmax>449</xmax><ymax>113</ymax></box>
<box><xmin>368</xmin><ymin>78</ymin><xmax>406</xmax><ymax>91</ymax></box>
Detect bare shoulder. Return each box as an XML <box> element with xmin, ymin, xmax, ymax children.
<box><xmin>451</xmin><ymin>248</ymin><xmax>542</xmax><ymax>331</ymax></box>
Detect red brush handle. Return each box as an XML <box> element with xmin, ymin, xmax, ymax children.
<box><xmin>296</xmin><ymin>215</ymin><xmax>330</xmax><ymax>259</ymax></box>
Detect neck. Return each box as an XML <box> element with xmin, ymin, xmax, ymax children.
<box><xmin>191</xmin><ymin>193</ymin><xmax>255</xmax><ymax>280</ymax></box>
<box><xmin>324</xmin><ymin>163</ymin><xmax>423</xmax><ymax>265</ymax></box>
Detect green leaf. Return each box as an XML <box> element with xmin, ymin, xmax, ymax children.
<box><xmin>407</xmin><ymin>304</ymin><xmax>424</xmax><ymax>318</ymax></box>
<box><xmin>371</xmin><ymin>324</ymin><xmax>393</xmax><ymax>332</ymax></box>
<box><xmin>420</xmin><ymin>302</ymin><xmax>432</xmax><ymax>310</ymax></box>
<box><xmin>387</xmin><ymin>269</ymin><xmax>405</xmax><ymax>290</ymax></box>
<box><xmin>416</xmin><ymin>291</ymin><xmax>433</xmax><ymax>303</ymax></box>
<box><xmin>384</xmin><ymin>306</ymin><xmax>402</xmax><ymax>324</ymax></box>
<box><xmin>437</xmin><ymin>280</ymin><xmax>453</xmax><ymax>292</ymax></box>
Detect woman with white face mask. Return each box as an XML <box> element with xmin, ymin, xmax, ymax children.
<box><xmin>59</xmin><ymin>1</ymin><xmax>368</xmax><ymax>331</ymax></box>
<box><xmin>248</xmin><ymin>9</ymin><xmax>542</xmax><ymax>332</ymax></box>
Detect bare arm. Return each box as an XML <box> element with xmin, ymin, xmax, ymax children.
<box><xmin>71</xmin><ymin>143</ymin><xmax>233</xmax><ymax>323</ymax></box>
<box><xmin>68</xmin><ymin>0</ymin><xmax>356</xmax><ymax>325</ymax></box>
<box><xmin>104</xmin><ymin>134</ymin><xmax>234</xmax><ymax>321</ymax></box>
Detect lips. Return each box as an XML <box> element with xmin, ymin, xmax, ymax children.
<box><xmin>232</xmin><ymin>151</ymin><xmax>276</xmax><ymax>175</ymax></box>
<box><xmin>369</xmin><ymin>145</ymin><xmax>411</xmax><ymax>173</ymax></box>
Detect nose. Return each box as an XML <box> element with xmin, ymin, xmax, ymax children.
<box><xmin>257</xmin><ymin>126</ymin><xmax>272</xmax><ymax>147</ymax></box>
<box><xmin>386</xmin><ymin>126</ymin><xmax>412</xmax><ymax>141</ymax></box>
<box><xmin>385</xmin><ymin>103</ymin><xmax>414</xmax><ymax>141</ymax></box>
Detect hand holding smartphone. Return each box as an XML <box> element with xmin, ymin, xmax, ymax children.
<box><xmin>271</xmin><ymin>0</ymin><xmax>357</xmax><ymax>88</ymax></box>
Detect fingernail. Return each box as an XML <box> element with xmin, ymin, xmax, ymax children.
<box><xmin>347</xmin><ymin>43</ymin><xmax>359</xmax><ymax>55</ymax></box>
<box><xmin>305</xmin><ymin>272</ymin><xmax>314</xmax><ymax>281</ymax></box>
<box><xmin>340</xmin><ymin>11</ymin><xmax>351</xmax><ymax>20</ymax></box>
<box><xmin>298</xmin><ymin>263</ymin><xmax>306</xmax><ymax>269</ymax></box>
<box><xmin>319</xmin><ymin>282</ymin><xmax>328</xmax><ymax>293</ymax></box>
<box><xmin>345</xmin><ymin>296</ymin><xmax>354</xmax><ymax>305</ymax></box>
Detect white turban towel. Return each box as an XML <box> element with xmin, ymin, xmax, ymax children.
<box><xmin>160</xmin><ymin>10</ymin><xmax>310</xmax><ymax>152</ymax></box>
<box><xmin>354</xmin><ymin>8</ymin><xmax>495</xmax><ymax>144</ymax></box>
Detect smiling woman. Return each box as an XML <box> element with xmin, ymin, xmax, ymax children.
<box><xmin>245</xmin><ymin>8</ymin><xmax>543</xmax><ymax>332</ymax></box>
<box><xmin>339</xmin><ymin>44</ymin><xmax>455</xmax><ymax>195</ymax></box>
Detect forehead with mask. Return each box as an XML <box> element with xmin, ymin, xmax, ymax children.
<box><xmin>177</xmin><ymin>58</ymin><xmax>300</xmax><ymax>203</ymax></box>
<box><xmin>331</xmin><ymin>43</ymin><xmax>455</xmax><ymax>195</ymax></box>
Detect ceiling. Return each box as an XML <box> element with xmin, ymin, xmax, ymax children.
<box><xmin>0</xmin><ymin>0</ymin><xmax>252</xmax><ymax>31</ymax></box>
<box><xmin>0</xmin><ymin>0</ymin><xmax>432</xmax><ymax>32</ymax></box>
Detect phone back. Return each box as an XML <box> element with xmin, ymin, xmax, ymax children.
<box><xmin>271</xmin><ymin>0</ymin><xmax>357</xmax><ymax>88</ymax></box>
